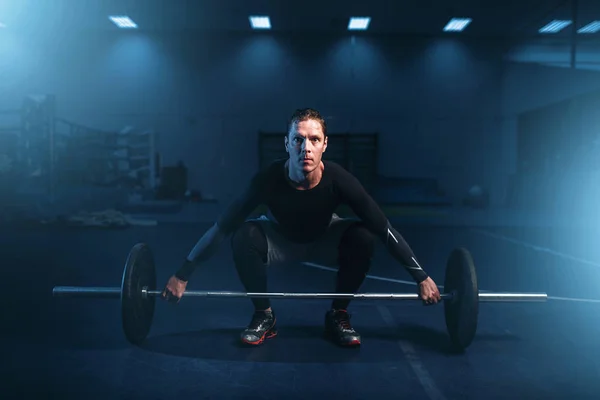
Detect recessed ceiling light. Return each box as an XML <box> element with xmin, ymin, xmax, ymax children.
<box><xmin>109</xmin><ymin>16</ymin><xmax>138</xmax><ymax>29</ymax></box>
<box><xmin>443</xmin><ymin>18</ymin><xmax>472</xmax><ymax>32</ymax></box>
<box><xmin>578</xmin><ymin>21</ymin><xmax>600</xmax><ymax>34</ymax></box>
<box><xmin>249</xmin><ymin>16</ymin><xmax>271</xmax><ymax>30</ymax></box>
<box><xmin>348</xmin><ymin>17</ymin><xmax>371</xmax><ymax>31</ymax></box>
<box><xmin>539</xmin><ymin>20</ymin><xmax>572</xmax><ymax>33</ymax></box>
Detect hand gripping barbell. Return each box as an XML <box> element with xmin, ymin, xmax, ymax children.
<box><xmin>52</xmin><ymin>243</ymin><xmax>547</xmax><ymax>351</ymax></box>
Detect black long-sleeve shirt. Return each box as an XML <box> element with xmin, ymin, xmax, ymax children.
<box><xmin>176</xmin><ymin>159</ymin><xmax>428</xmax><ymax>283</ymax></box>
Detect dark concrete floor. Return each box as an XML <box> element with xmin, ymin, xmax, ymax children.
<box><xmin>2</xmin><ymin>222</ymin><xmax>600</xmax><ymax>399</ymax></box>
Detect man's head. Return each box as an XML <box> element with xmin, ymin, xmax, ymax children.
<box><xmin>285</xmin><ymin>108</ymin><xmax>328</xmax><ymax>173</ymax></box>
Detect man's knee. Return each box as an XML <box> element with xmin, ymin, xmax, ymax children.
<box><xmin>230</xmin><ymin>221</ymin><xmax>268</xmax><ymax>261</ymax></box>
<box><xmin>338</xmin><ymin>222</ymin><xmax>375</xmax><ymax>260</ymax></box>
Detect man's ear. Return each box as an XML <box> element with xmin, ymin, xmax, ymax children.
<box><xmin>284</xmin><ymin>135</ymin><xmax>289</xmax><ymax>152</ymax></box>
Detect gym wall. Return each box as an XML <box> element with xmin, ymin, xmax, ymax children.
<box><xmin>498</xmin><ymin>61</ymin><xmax>600</xmax><ymax>206</ymax></box>
<box><xmin>1</xmin><ymin>30</ymin><xmax>600</xmax><ymax>207</ymax></box>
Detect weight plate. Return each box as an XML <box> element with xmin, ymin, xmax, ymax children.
<box><xmin>444</xmin><ymin>247</ymin><xmax>479</xmax><ymax>351</ymax></box>
<box><xmin>121</xmin><ymin>243</ymin><xmax>156</xmax><ymax>345</ymax></box>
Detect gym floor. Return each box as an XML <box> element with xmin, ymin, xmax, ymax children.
<box><xmin>3</xmin><ymin>221</ymin><xmax>600</xmax><ymax>399</ymax></box>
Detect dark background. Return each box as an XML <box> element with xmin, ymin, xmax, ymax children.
<box><xmin>1</xmin><ymin>0</ymin><xmax>599</xmax><ymax>215</ymax></box>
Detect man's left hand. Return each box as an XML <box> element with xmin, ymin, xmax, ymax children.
<box><xmin>418</xmin><ymin>277</ymin><xmax>441</xmax><ymax>305</ymax></box>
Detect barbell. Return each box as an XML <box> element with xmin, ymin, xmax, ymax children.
<box><xmin>52</xmin><ymin>243</ymin><xmax>547</xmax><ymax>351</ymax></box>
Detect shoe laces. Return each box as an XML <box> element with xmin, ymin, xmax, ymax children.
<box><xmin>339</xmin><ymin>319</ymin><xmax>351</xmax><ymax>330</ymax></box>
<box><xmin>334</xmin><ymin>310</ymin><xmax>352</xmax><ymax>330</ymax></box>
<box><xmin>249</xmin><ymin>311</ymin><xmax>271</xmax><ymax>330</ymax></box>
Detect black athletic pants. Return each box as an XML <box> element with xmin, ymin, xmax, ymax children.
<box><xmin>230</xmin><ymin>218</ymin><xmax>375</xmax><ymax>311</ymax></box>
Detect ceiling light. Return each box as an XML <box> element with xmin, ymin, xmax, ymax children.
<box><xmin>249</xmin><ymin>16</ymin><xmax>271</xmax><ymax>30</ymax></box>
<box><xmin>443</xmin><ymin>18</ymin><xmax>472</xmax><ymax>32</ymax></box>
<box><xmin>578</xmin><ymin>21</ymin><xmax>600</xmax><ymax>34</ymax></box>
<box><xmin>348</xmin><ymin>17</ymin><xmax>371</xmax><ymax>31</ymax></box>
<box><xmin>539</xmin><ymin>20</ymin><xmax>572</xmax><ymax>33</ymax></box>
<box><xmin>109</xmin><ymin>16</ymin><xmax>138</xmax><ymax>29</ymax></box>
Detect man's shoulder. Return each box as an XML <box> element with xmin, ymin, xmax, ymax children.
<box><xmin>324</xmin><ymin>159</ymin><xmax>351</xmax><ymax>177</ymax></box>
<box><xmin>323</xmin><ymin>160</ymin><xmax>363</xmax><ymax>192</ymax></box>
<box><xmin>262</xmin><ymin>158</ymin><xmax>287</xmax><ymax>175</ymax></box>
<box><xmin>251</xmin><ymin>158</ymin><xmax>286</xmax><ymax>184</ymax></box>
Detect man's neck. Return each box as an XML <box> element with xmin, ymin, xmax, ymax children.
<box><xmin>286</xmin><ymin>160</ymin><xmax>324</xmax><ymax>190</ymax></box>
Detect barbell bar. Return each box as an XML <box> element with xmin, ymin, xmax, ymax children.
<box><xmin>53</xmin><ymin>286</ymin><xmax>547</xmax><ymax>302</ymax></box>
<box><xmin>51</xmin><ymin>243</ymin><xmax>547</xmax><ymax>351</ymax></box>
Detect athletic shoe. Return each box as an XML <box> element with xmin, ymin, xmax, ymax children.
<box><xmin>324</xmin><ymin>309</ymin><xmax>361</xmax><ymax>346</ymax></box>
<box><xmin>241</xmin><ymin>310</ymin><xmax>277</xmax><ymax>345</ymax></box>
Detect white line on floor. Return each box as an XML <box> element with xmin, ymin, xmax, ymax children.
<box><xmin>470</xmin><ymin>228</ymin><xmax>600</xmax><ymax>268</ymax></box>
<box><xmin>302</xmin><ymin>262</ymin><xmax>443</xmax><ymax>289</ymax></box>
<box><xmin>547</xmin><ymin>296</ymin><xmax>600</xmax><ymax>303</ymax></box>
<box><xmin>377</xmin><ymin>305</ymin><xmax>447</xmax><ymax>400</ymax></box>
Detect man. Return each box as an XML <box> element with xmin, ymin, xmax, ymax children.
<box><xmin>162</xmin><ymin>108</ymin><xmax>441</xmax><ymax>347</ymax></box>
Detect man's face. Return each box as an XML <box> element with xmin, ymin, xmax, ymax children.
<box><xmin>285</xmin><ymin>119</ymin><xmax>328</xmax><ymax>173</ymax></box>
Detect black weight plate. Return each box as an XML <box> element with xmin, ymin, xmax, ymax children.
<box><xmin>444</xmin><ymin>247</ymin><xmax>479</xmax><ymax>351</ymax></box>
<box><xmin>121</xmin><ymin>243</ymin><xmax>156</xmax><ymax>345</ymax></box>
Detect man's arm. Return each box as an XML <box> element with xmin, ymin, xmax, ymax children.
<box><xmin>336</xmin><ymin>169</ymin><xmax>429</xmax><ymax>283</ymax></box>
<box><xmin>174</xmin><ymin>171</ymin><xmax>267</xmax><ymax>281</ymax></box>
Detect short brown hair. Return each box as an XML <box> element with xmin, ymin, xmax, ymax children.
<box><xmin>288</xmin><ymin>108</ymin><xmax>327</xmax><ymax>137</ymax></box>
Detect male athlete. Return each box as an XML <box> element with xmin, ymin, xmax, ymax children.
<box><xmin>162</xmin><ymin>108</ymin><xmax>441</xmax><ymax>347</ymax></box>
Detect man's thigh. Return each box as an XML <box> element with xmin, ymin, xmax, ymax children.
<box><xmin>246</xmin><ymin>214</ymin><xmax>359</xmax><ymax>267</ymax></box>
<box><xmin>244</xmin><ymin>215</ymin><xmax>305</xmax><ymax>265</ymax></box>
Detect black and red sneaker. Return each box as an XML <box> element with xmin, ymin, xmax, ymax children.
<box><xmin>241</xmin><ymin>310</ymin><xmax>277</xmax><ymax>345</ymax></box>
<box><xmin>324</xmin><ymin>309</ymin><xmax>361</xmax><ymax>347</ymax></box>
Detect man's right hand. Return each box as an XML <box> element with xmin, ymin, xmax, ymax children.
<box><xmin>162</xmin><ymin>275</ymin><xmax>188</xmax><ymax>303</ymax></box>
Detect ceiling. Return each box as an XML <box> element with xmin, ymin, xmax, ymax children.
<box><xmin>1</xmin><ymin>0</ymin><xmax>599</xmax><ymax>40</ymax></box>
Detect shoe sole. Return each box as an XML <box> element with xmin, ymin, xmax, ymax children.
<box><xmin>241</xmin><ymin>326</ymin><xmax>278</xmax><ymax>346</ymax></box>
<box><xmin>341</xmin><ymin>338</ymin><xmax>361</xmax><ymax>347</ymax></box>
